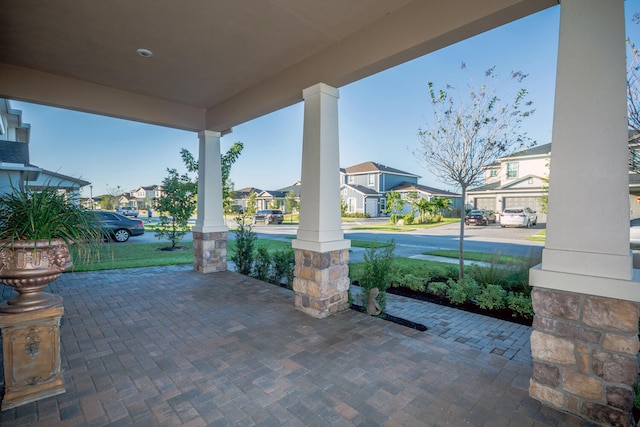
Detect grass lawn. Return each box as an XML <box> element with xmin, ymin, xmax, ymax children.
<box><xmin>422</xmin><ymin>249</ymin><xmax>527</xmax><ymax>264</ymax></box>
<box><xmin>350</xmin><ymin>240</ymin><xmax>394</xmax><ymax>248</ymax></box>
<box><xmin>527</xmin><ymin>229</ymin><xmax>546</xmax><ymax>242</ymax></box>
<box><xmin>70</xmin><ymin>238</ymin><xmax>293</xmax><ymax>272</ymax></box>
<box><xmin>349</xmin><ymin>218</ymin><xmax>459</xmax><ymax>232</ymax></box>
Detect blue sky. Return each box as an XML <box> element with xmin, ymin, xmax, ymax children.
<box><xmin>12</xmin><ymin>2</ymin><xmax>640</xmax><ymax>197</ymax></box>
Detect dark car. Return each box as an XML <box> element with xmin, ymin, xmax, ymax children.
<box><xmin>253</xmin><ymin>209</ymin><xmax>284</xmax><ymax>225</ymax></box>
<box><xmin>91</xmin><ymin>211</ymin><xmax>145</xmax><ymax>242</ymax></box>
<box><xmin>464</xmin><ymin>209</ymin><xmax>496</xmax><ymax>226</ymax></box>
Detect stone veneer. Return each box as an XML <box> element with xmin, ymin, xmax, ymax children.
<box><xmin>293</xmin><ymin>248</ymin><xmax>350</xmax><ymax>318</ymax></box>
<box><xmin>192</xmin><ymin>231</ymin><xmax>227</xmax><ymax>273</ymax></box>
<box><xmin>530</xmin><ymin>288</ymin><xmax>640</xmax><ymax>427</ymax></box>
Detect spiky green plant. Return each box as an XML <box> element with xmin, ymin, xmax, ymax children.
<box><xmin>0</xmin><ymin>182</ymin><xmax>104</xmax><ymax>263</ymax></box>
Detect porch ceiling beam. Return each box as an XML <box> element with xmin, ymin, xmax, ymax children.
<box><xmin>0</xmin><ymin>64</ymin><xmax>206</xmax><ymax>132</ymax></box>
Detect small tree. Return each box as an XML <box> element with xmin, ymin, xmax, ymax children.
<box><xmin>413</xmin><ymin>198</ymin><xmax>434</xmax><ymax>223</ymax></box>
<box><xmin>286</xmin><ymin>191</ymin><xmax>299</xmax><ymax>215</ymax></box>
<box><xmin>340</xmin><ymin>196</ymin><xmax>348</xmax><ymax>217</ymax></box>
<box><xmin>99</xmin><ymin>185</ymin><xmax>124</xmax><ymax>211</ymax></box>
<box><xmin>180</xmin><ymin>142</ymin><xmax>244</xmax><ymax>215</ymax></box>
<box><xmin>431</xmin><ymin>196</ymin><xmax>452</xmax><ymax>218</ymax></box>
<box><xmin>382</xmin><ymin>190</ymin><xmax>405</xmax><ymax>224</ymax></box>
<box><xmin>415</xmin><ymin>64</ymin><xmax>534</xmax><ymax>279</ymax></box>
<box><xmin>268</xmin><ymin>199</ymin><xmax>279</xmax><ymax>209</ymax></box>
<box><xmin>155</xmin><ymin>169</ymin><xmax>197</xmax><ymax>249</ymax></box>
<box><xmin>245</xmin><ymin>191</ymin><xmax>258</xmax><ymax>218</ymax></box>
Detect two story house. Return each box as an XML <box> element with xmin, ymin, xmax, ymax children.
<box><xmin>0</xmin><ymin>99</ymin><xmax>89</xmax><ymax>197</ymax></box>
<box><xmin>340</xmin><ymin>161</ymin><xmax>461</xmax><ymax>217</ymax></box>
<box><xmin>467</xmin><ymin>144</ymin><xmax>551</xmax><ymax>222</ymax></box>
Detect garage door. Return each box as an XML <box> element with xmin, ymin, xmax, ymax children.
<box><xmin>474</xmin><ymin>197</ymin><xmax>495</xmax><ymax>210</ymax></box>
<box><xmin>503</xmin><ymin>197</ymin><xmax>546</xmax><ymax>222</ymax></box>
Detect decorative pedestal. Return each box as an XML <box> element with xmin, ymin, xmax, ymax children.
<box><xmin>529</xmin><ymin>288</ymin><xmax>640</xmax><ymax>426</ymax></box>
<box><xmin>293</xmin><ymin>248</ymin><xmax>350</xmax><ymax>318</ymax></box>
<box><xmin>0</xmin><ymin>304</ymin><xmax>65</xmax><ymax>410</ymax></box>
<box><xmin>193</xmin><ymin>231</ymin><xmax>227</xmax><ymax>273</ymax></box>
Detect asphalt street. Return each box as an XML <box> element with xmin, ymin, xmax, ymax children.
<box><xmin>128</xmin><ymin>218</ymin><xmax>545</xmax><ymax>263</ymax></box>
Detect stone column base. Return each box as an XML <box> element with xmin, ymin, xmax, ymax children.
<box><xmin>0</xmin><ymin>304</ymin><xmax>65</xmax><ymax>410</ymax></box>
<box><xmin>529</xmin><ymin>287</ymin><xmax>640</xmax><ymax>426</ymax></box>
<box><xmin>293</xmin><ymin>248</ymin><xmax>350</xmax><ymax>318</ymax></box>
<box><xmin>193</xmin><ymin>231</ymin><xmax>227</xmax><ymax>273</ymax></box>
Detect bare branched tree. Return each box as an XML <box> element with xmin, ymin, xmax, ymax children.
<box><xmin>414</xmin><ymin>64</ymin><xmax>535</xmax><ymax>279</ymax></box>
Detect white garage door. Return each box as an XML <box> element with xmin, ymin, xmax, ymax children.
<box><xmin>475</xmin><ymin>197</ymin><xmax>495</xmax><ymax>210</ymax></box>
<box><xmin>504</xmin><ymin>196</ymin><xmax>546</xmax><ymax>222</ymax></box>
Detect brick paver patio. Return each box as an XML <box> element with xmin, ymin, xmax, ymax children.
<box><xmin>0</xmin><ymin>265</ymin><xmax>595</xmax><ymax>426</ymax></box>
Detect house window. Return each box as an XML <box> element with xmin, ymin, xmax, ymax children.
<box><xmin>367</xmin><ymin>174</ymin><xmax>375</xmax><ymax>186</ymax></box>
<box><xmin>506</xmin><ymin>162</ymin><xmax>518</xmax><ymax>179</ymax></box>
<box><xmin>348</xmin><ymin>175</ymin><xmax>354</xmax><ymax>183</ymax></box>
<box><xmin>489</xmin><ymin>169</ymin><xmax>497</xmax><ymax>177</ymax></box>
<box><xmin>632</xmin><ymin>149</ymin><xmax>640</xmax><ymax>171</ymax></box>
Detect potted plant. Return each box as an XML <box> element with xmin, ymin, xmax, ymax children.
<box><xmin>0</xmin><ymin>183</ymin><xmax>103</xmax><ymax>313</ymax></box>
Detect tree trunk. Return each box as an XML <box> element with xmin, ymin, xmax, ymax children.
<box><xmin>458</xmin><ymin>187</ymin><xmax>467</xmax><ymax>279</ymax></box>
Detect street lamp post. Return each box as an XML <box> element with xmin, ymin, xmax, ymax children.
<box><xmin>90</xmin><ymin>185</ymin><xmax>93</xmax><ymax>209</ymax></box>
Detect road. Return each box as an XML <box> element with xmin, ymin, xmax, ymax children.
<box><xmin>129</xmin><ymin>219</ymin><xmax>545</xmax><ymax>262</ymax></box>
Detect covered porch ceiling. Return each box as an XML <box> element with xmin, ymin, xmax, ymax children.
<box><xmin>0</xmin><ymin>0</ymin><xmax>557</xmax><ymax>134</ymax></box>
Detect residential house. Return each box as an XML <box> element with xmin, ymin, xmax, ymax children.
<box><xmin>467</xmin><ymin>144</ymin><xmax>551</xmax><ymax>222</ymax></box>
<box><xmin>129</xmin><ymin>185</ymin><xmax>164</xmax><ymax>208</ymax></box>
<box><xmin>231</xmin><ymin>187</ymin><xmax>262</xmax><ymax>212</ymax></box>
<box><xmin>340</xmin><ymin>161</ymin><xmax>461</xmax><ymax>217</ymax></box>
<box><xmin>470</xmin><ymin>137</ymin><xmax>640</xmax><ymax>221</ymax></box>
<box><xmin>0</xmin><ymin>99</ymin><xmax>89</xmax><ymax>198</ymax></box>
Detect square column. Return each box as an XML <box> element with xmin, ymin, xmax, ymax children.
<box><xmin>193</xmin><ymin>130</ymin><xmax>228</xmax><ymax>273</ymax></box>
<box><xmin>292</xmin><ymin>83</ymin><xmax>350</xmax><ymax>318</ymax></box>
<box><xmin>0</xmin><ymin>305</ymin><xmax>65</xmax><ymax>410</ymax></box>
<box><xmin>529</xmin><ymin>1</ymin><xmax>640</xmax><ymax>425</ymax></box>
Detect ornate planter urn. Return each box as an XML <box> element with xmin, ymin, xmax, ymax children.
<box><xmin>0</xmin><ymin>239</ymin><xmax>72</xmax><ymax>314</ymax></box>
<box><xmin>0</xmin><ymin>238</ymin><xmax>71</xmax><ymax>409</ymax></box>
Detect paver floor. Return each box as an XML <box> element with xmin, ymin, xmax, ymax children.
<box><xmin>0</xmin><ymin>265</ymin><xmax>595</xmax><ymax>426</ymax></box>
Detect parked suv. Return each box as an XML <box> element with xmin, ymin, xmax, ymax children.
<box><xmin>253</xmin><ymin>209</ymin><xmax>284</xmax><ymax>225</ymax></box>
<box><xmin>116</xmin><ymin>206</ymin><xmax>139</xmax><ymax>217</ymax></box>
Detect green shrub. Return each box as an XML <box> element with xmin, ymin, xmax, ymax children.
<box><xmin>343</xmin><ymin>212</ymin><xmax>370</xmax><ymax>218</ymax></box>
<box><xmin>270</xmin><ymin>248</ymin><xmax>294</xmax><ymax>288</ymax></box>
<box><xmin>252</xmin><ymin>246</ymin><xmax>271</xmax><ymax>281</ymax></box>
<box><xmin>446</xmin><ymin>277</ymin><xmax>478</xmax><ymax>304</ymax></box>
<box><xmin>476</xmin><ymin>284</ymin><xmax>507</xmax><ymax>310</ymax></box>
<box><xmin>388</xmin><ymin>273</ymin><xmax>425</xmax><ymax>292</ymax></box>
<box><xmin>389</xmin><ymin>214</ymin><xmax>400</xmax><ymax>225</ymax></box>
<box><xmin>359</xmin><ymin>240</ymin><xmax>396</xmax><ymax>313</ymax></box>
<box><xmin>427</xmin><ymin>281</ymin><xmax>449</xmax><ymax>297</ymax></box>
<box><xmin>403</xmin><ymin>214</ymin><xmax>414</xmax><ymax>225</ymax></box>
<box><xmin>507</xmin><ymin>292</ymin><xmax>534</xmax><ymax>318</ymax></box>
<box><xmin>231</xmin><ymin>218</ymin><xmax>256</xmax><ymax>275</ymax></box>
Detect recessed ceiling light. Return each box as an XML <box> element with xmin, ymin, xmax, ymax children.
<box><xmin>137</xmin><ymin>48</ymin><xmax>153</xmax><ymax>58</ymax></box>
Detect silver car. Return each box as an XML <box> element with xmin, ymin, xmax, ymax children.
<box><xmin>500</xmin><ymin>207</ymin><xmax>537</xmax><ymax>228</ymax></box>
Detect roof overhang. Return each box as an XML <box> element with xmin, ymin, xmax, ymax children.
<box><xmin>0</xmin><ymin>0</ymin><xmax>557</xmax><ymax>132</ymax></box>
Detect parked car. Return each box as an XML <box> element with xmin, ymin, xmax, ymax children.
<box><xmin>116</xmin><ymin>206</ymin><xmax>139</xmax><ymax>217</ymax></box>
<box><xmin>253</xmin><ymin>209</ymin><xmax>284</xmax><ymax>225</ymax></box>
<box><xmin>91</xmin><ymin>211</ymin><xmax>145</xmax><ymax>242</ymax></box>
<box><xmin>500</xmin><ymin>207</ymin><xmax>537</xmax><ymax>228</ymax></box>
<box><xmin>464</xmin><ymin>209</ymin><xmax>496</xmax><ymax>226</ymax></box>
<box><xmin>630</xmin><ymin>217</ymin><xmax>640</xmax><ymax>244</ymax></box>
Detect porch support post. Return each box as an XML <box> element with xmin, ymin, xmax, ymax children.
<box><xmin>292</xmin><ymin>83</ymin><xmax>350</xmax><ymax>318</ymax></box>
<box><xmin>529</xmin><ymin>1</ymin><xmax>640</xmax><ymax>425</ymax></box>
<box><xmin>192</xmin><ymin>130</ymin><xmax>228</xmax><ymax>273</ymax></box>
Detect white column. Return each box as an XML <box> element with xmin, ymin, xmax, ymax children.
<box><xmin>530</xmin><ymin>0</ymin><xmax>640</xmax><ymax>301</ymax></box>
<box><xmin>292</xmin><ymin>83</ymin><xmax>350</xmax><ymax>253</ymax></box>
<box><xmin>192</xmin><ymin>130</ymin><xmax>227</xmax><ymax>233</ymax></box>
